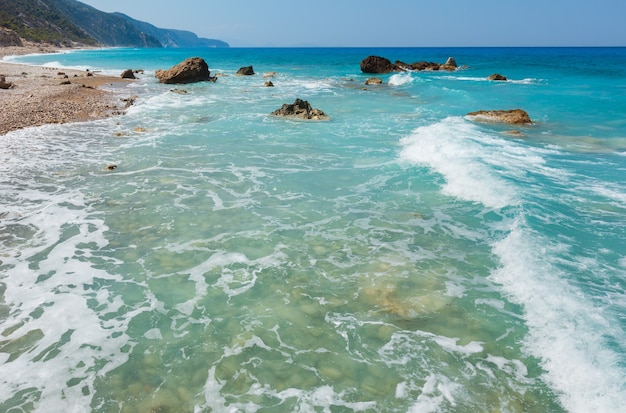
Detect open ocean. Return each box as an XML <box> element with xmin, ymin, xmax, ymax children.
<box><xmin>1</xmin><ymin>47</ymin><xmax>625</xmax><ymax>412</ymax></box>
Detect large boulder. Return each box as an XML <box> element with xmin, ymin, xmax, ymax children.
<box><xmin>155</xmin><ymin>57</ymin><xmax>213</xmax><ymax>84</ymax></box>
<box><xmin>360</xmin><ymin>56</ymin><xmax>396</xmax><ymax>74</ymax></box>
<box><xmin>271</xmin><ymin>99</ymin><xmax>329</xmax><ymax>120</ymax></box>
<box><xmin>466</xmin><ymin>109</ymin><xmax>532</xmax><ymax>125</ymax></box>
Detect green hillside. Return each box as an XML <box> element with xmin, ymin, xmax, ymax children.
<box><xmin>0</xmin><ymin>0</ymin><xmax>96</xmax><ymax>44</ymax></box>
<box><xmin>0</xmin><ymin>0</ymin><xmax>228</xmax><ymax>48</ymax></box>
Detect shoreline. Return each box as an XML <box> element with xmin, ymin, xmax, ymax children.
<box><xmin>0</xmin><ymin>45</ymin><xmax>132</xmax><ymax>136</ymax></box>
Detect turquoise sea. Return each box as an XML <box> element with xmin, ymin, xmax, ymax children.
<box><xmin>1</xmin><ymin>47</ymin><xmax>625</xmax><ymax>412</ymax></box>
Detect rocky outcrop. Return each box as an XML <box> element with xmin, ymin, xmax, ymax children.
<box><xmin>488</xmin><ymin>73</ymin><xmax>507</xmax><ymax>81</ymax></box>
<box><xmin>360</xmin><ymin>56</ymin><xmax>396</xmax><ymax>74</ymax></box>
<box><xmin>271</xmin><ymin>99</ymin><xmax>328</xmax><ymax>120</ymax></box>
<box><xmin>361</xmin><ymin>55</ymin><xmax>458</xmax><ymax>73</ymax></box>
<box><xmin>155</xmin><ymin>57</ymin><xmax>214</xmax><ymax>84</ymax></box>
<box><xmin>365</xmin><ymin>77</ymin><xmax>383</xmax><ymax>85</ymax></box>
<box><xmin>395</xmin><ymin>58</ymin><xmax>457</xmax><ymax>72</ymax></box>
<box><xmin>236</xmin><ymin>66</ymin><xmax>255</xmax><ymax>76</ymax></box>
<box><xmin>466</xmin><ymin>109</ymin><xmax>532</xmax><ymax>125</ymax></box>
<box><xmin>0</xmin><ymin>28</ymin><xmax>23</xmax><ymax>47</ymax></box>
<box><xmin>120</xmin><ymin>69</ymin><xmax>136</xmax><ymax>79</ymax></box>
<box><xmin>444</xmin><ymin>57</ymin><xmax>457</xmax><ymax>68</ymax></box>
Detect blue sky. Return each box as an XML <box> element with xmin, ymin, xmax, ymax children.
<box><xmin>79</xmin><ymin>0</ymin><xmax>625</xmax><ymax>47</ymax></box>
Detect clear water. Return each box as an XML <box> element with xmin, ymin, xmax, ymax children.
<box><xmin>1</xmin><ymin>47</ymin><xmax>625</xmax><ymax>412</ymax></box>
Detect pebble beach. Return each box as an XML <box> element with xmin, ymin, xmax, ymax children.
<box><xmin>0</xmin><ymin>45</ymin><xmax>129</xmax><ymax>135</ymax></box>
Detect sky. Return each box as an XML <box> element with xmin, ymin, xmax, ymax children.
<box><xmin>78</xmin><ymin>0</ymin><xmax>626</xmax><ymax>47</ymax></box>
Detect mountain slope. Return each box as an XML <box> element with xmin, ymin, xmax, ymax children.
<box><xmin>113</xmin><ymin>13</ymin><xmax>229</xmax><ymax>48</ymax></box>
<box><xmin>47</xmin><ymin>0</ymin><xmax>162</xmax><ymax>47</ymax></box>
<box><xmin>0</xmin><ymin>0</ymin><xmax>228</xmax><ymax>48</ymax></box>
<box><xmin>0</xmin><ymin>0</ymin><xmax>97</xmax><ymax>44</ymax></box>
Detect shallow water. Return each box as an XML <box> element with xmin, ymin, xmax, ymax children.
<box><xmin>1</xmin><ymin>47</ymin><xmax>625</xmax><ymax>412</ymax></box>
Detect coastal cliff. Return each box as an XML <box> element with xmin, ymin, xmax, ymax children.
<box><xmin>0</xmin><ymin>0</ymin><xmax>228</xmax><ymax>48</ymax></box>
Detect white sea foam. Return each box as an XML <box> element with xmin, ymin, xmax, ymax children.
<box><xmin>0</xmin><ymin>125</ymin><xmax>145</xmax><ymax>411</ymax></box>
<box><xmin>399</xmin><ymin>117</ymin><xmax>518</xmax><ymax>209</ymax></box>
<box><xmin>389</xmin><ymin>72</ymin><xmax>414</xmax><ymax>86</ymax></box>
<box><xmin>490</xmin><ymin>219</ymin><xmax>626</xmax><ymax>413</ymax></box>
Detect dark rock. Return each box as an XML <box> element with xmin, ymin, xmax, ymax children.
<box><xmin>466</xmin><ymin>109</ymin><xmax>532</xmax><ymax>125</ymax></box>
<box><xmin>365</xmin><ymin>77</ymin><xmax>383</xmax><ymax>85</ymax></box>
<box><xmin>0</xmin><ymin>75</ymin><xmax>13</xmax><ymax>89</ymax></box>
<box><xmin>488</xmin><ymin>73</ymin><xmax>508</xmax><ymax>81</ymax></box>
<box><xmin>397</xmin><ymin>60</ymin><xmax>442</xmax><ymax>71</ymax></box>
<box><xmin>271</xmin><ymin>98</ymin><xmax>329</xmax><ymax>120</ymax></box>
<box><xmin>236</xmin><ymin>66</ymin><xmax>255</xmax><ymax>76</ymax></box>
<box><xmin>360</xmin><ymin>56</ymin><xmax>396</xmax><ymax>74</ymax></box>
<box><xmin>121</xmin><ymin>69</ymin><xmax>136</xmax><ymax>79</ymax></box>
<box><xmin>264</xmin><ymin>81</ymin><xmax>274</xmax><ymax>87</ymax></box>
<box><xmin>155</xmin><ymin>57</ymin><xmax>213</xmax><ymax>84</ymax></box>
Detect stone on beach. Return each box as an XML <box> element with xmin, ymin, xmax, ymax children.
<box><xmin>0</xmin><ymin>75</ymin><xmax>13</xmax><ymax>89</ymax></box>
<box><xmin>466</xmin><ymin>109</ymin><xmax>532</xmax><ymax>125</ymax></box>
<box><xmin>271</xmin><ymin>98</ymin><xmax>329</xmax><ymax>120</ymax></box>
<box><xmin>120</xmin><ymin>69</ymin><xmax>136</xmax><ymax>79</ymax></box>
<box><xmin>155</xmin><ymin>57</ymin><xmax>213</xmax><ymax>84</ymax></box>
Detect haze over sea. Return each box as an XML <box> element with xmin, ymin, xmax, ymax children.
<box><xmin>1</xmin><ymin>47</ymin><xmax>625</xmax><ymax>412</ymax></box>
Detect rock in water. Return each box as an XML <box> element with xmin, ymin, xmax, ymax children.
<box><xmin>271</xmin><ymin>99</ymin><xmax>329</xmax><ymax>120</ymax></box>
<box><xmin>155</xmin><ymin>57</ymin><xmax>212</xmax><ymax>84</ymax></box>
<box><xmin>0</xmin><ymin>28</ymin><xmax>23</xmax><ymax>47</ymax></box>
<box><xmin>488</xmin><ymin>73</ymin><xmax>508</xmax><ymax>81</ymax></box>
<box><xmin>466</xmin><ymin>109</ymin><xmax>532</xmax><ymax>124</ymax></box>
<box><xmin>360</xmin><ymin>56</ymin><xmax>396</xmax><ymax>74</ymax></box>
<box><xmin>236</xmin><ymin>66</ymin><xmax>255</xmax><ymax>76</ymax></box>
<box><xmin>443</xmin><ymin>56</ymin><xmax>457</xmax><ymax>68</ymax></box>
<box><xmin>0</xmin><ymin>75</ymin><xmax>13</xmax><ymax>89</ymax></box>
<box><xmin>365</xmin><ymin>77</ymin><xmax>383</xmax><ymax>85</ymax></box>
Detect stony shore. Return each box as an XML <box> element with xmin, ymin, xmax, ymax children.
<box><xmin>0</xmin><ymin>45</ymin><xmax>131</xmax><ymax>135</ymax></box>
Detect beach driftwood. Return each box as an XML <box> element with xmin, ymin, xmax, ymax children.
<box><xmin>271</xmin><ymin>98</ymin><xmax>328</xmax><ymax>120</ymax></box>
<box><xmin>466</xmin><ymin>109</ymin><xmax>532</xmax><ymax>125</ymax></box>
<box><xmin>155</xmin><ymin>57</ymin><xmax>215</xmax><ymax>84</ymax></box>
